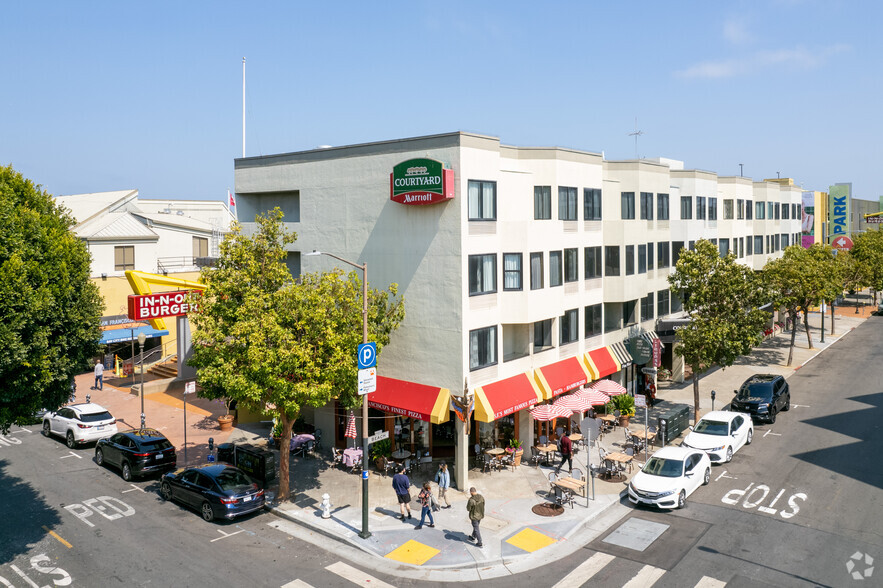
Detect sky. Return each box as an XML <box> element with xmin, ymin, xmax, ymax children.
<box><xmin>3</xmin><ymin>1</ymin><xmax>881</xmax><ymax>203</ymax></box>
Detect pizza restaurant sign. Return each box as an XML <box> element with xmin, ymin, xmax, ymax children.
<box><xmin>390</xmin><ymin>158</ymin><xmax>454</xmax><ymax>205</ymax></box>
<box><xmin>127</xmin><ymin>291</ymin><xmax>200</xmax><ymax>320</ymax></box>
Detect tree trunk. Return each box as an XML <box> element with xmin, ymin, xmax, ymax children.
<box><xmin>802</xmin><ymin>308</ymin><xmax>813</xmax><ymax>349</ymax></box>
<box><xmin>278</xmin><ymin>413</ymin><xmax>296</xmax><ymax>503</ymax></box>
<box><xmin>692</xmin><ymin>368</ymin><xmax>701</xmax><ymax>424</ymax></box>
<box><xmin>786</xmin><ymin>310</ymin><xmax>798</xmax><ymax>366</ymax></box>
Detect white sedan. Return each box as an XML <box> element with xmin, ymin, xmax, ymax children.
<box><xmin>42</xmin><ymin>403</ymin><xmax>118</xmax><ymax>448</ymax></box>
<box><xmin>681</xmin><ymin>410</ymin><xmax>753</xmax><ymax>464</ymax></box>
<box><xmin>628</xmin><ymin>446</ymin><xmax>711</xmax><ymax>510</ymax></box>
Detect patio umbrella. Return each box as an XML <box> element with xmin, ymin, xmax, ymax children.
<box><xmin>553</xmin><ymin>392</ymin><xmax>598</xmax><ymax>413</ymax></box>
<box><xmin>574</xmin><ymin>388</ymin><xmax>611</xmax><ymax>406</ymax></box>
<box><xmin>529</xmin><ymin>403</ymin><xmax>572</xmax><ymax>421</ymax></box>
<box><xmin>344</xmin><ymin>410</ymin><xmax>357</xmax><ymax>447</ymax></box>
<box><xmin>590</xmin><ymin>379</ymin><xmax>627</xmax><ymax>396</ymax></box>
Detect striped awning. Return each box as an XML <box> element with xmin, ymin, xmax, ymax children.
<box><xmin>584</xmin><ymin>346</ymin><xmax>619</xmax><ymax>380</ymax></box>
<box><xmin>609</xmin><ymin>341</ymin><xmax>633</xmax><ymax>369</ymax></box>
<box><xmin>474</xmin><ymin>373</ymin><xmax>544</xmax><ymax>423</ymax></box>
<box><xmin>369</xmin><ymin>377</ymin><xmax>451</xmax><ymax>424</ymax></box>
<box><xmin>534</xmin><ymin>357</ymin><xmax>591</xmax><ymax>400</ymax></box>
<box><xmin>643</xmin><ymin>330</ymin><xmax>664</xmax><ymax>350</ymax></box>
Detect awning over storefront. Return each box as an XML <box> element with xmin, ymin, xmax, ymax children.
<box><xmin>100</xmin><ymin>325</ymin><xmax>169</xmax><ymax>344</ymax></box>
<box><xmin>584</xmin><ymin>346</ymin><xmax>619</xmax><ymax>380</ymax></box>
<box><xmin>642</xmin><ymin>330</ymin><xmax>664</xmax><ymax>350</ymax></box>
<box><xmin>473</xmin><ymin>373</ymin><xmax>543</xmax><ymax>423</ymax></box>
<box><xmin>370</xmin><ymin>377</ymin><xmax>451</xmax><ymax>424</ymax></box>
<box><xmin>534</xmin><ymin>357</ymin><xmax>591</xmax><ymax>399</ymax></box>
<box><xmin>609</xmin><ymin>341</ymin><xmax>633</xmax><ymax>369</ymax></box>
<box><xmin>657</xmin><ymin>316</ymin><xmax>691</xmax><ymax>343</ymax></box>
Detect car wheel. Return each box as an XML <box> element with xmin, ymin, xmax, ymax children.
<box><xmin>725</xmin><ymin>446</ymin><xmax>733</xmax><ymax>463</ymax></box>
<box><xmin>160</xmin><ymin>481</ymin><xmax>172</xmax><ymax>502</ymax></box>
<box><xmin>783</xmin><ymin>395</ymin><xmax>791</xmax><ymax>411</ymax></box>
<box><xmin>96</xmin><ymin>448</ymin><xmax>104</xmax><ymax>466</ymax></box>
<box><xmin>769</xmin><ymin>410</ymin><xmax>777</xmax><ymax>424</ymax></box>
<box><xmin>746</xmin><ymin>429</ymin><xmax>753</xmax><ymax>445</ymax></box>
<box><xmin>121</xmin><ymin>461</ymin><xmax>132</xmax><ymax>482</ymax></box>
<box><xmin>677</xmin><ymin>490</ymin><xmax>686</xmax><ymax>509</ymax></box>
<box><xmin>42</xmin><ymin>421</ymin><xmax>51</xmax><ymax>437</ymax></box>
<box><xmin>66</xmin><ymin>431</ymin><xmax>76</xmax><ymax>449</ymax></box>
<box><xmin>201</xmin><ymin>501</ymin><xmax>215</xmax><ymax>522</ymax></box>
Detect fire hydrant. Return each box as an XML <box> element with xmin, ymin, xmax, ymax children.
<box><xmin>321</xmin><ymin>493</ymin><xmax>332</xmax><ymax>519</ymax></box>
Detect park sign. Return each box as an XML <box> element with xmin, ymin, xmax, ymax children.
<box><xmin>828</xmin><ymin>183</ymin><xmax>852</xmax><ymax>240</ymax></box>
<box><xmin>389</xmin><ymin>158</ymin><xmax>454</xmax><ymax>205</ymax></box>
<box><xmin>127</xmin><ymin>291</ymin><xmax>200</xmax><ymax>320</ymax></box>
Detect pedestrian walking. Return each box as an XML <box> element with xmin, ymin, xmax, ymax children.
<box><xmin>434</xmin><ymin>462</ymin><xmax>451</xmax><ymax>509</ymax></box>
<box><xmin>466</xmin><ymin>487</ymin><xmax>485</xmax><ymax>548</ymax></box>
<box><xmin>392</xmin><ymin>467</ymin><xmax>412</xmax><ymax>521</ymax></box>
<box><xmin>414</xmin><ymin>482</ymin><xmax>435</xmax><ymax>529</ymax></box>
<box><xmin>93</xmin><ymin>359</ymin><xmax>104</xmax><ymax>391</ymax></box>
<box><xmin>555</xmin><ymin>431</ymin><xmax>572</xmax><ymax>475</ymax></box>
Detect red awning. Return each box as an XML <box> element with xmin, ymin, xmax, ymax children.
<box><xmin>534</xmin><ymin>357</ymin><xmax>590</xmax><ymax>399</ymax></box>
<box><xmin>474</xmin><ymin>373</ymin><xmax>543</xmax><ymax>423</ymax></box>
<box><xmin>586</xmin><ymin>347</ymin><xmax>619</xmax><ymax>379</ymax></box>
<box><xmin>368</xmin><ymin>377</ymin><xmax>450</xmax><ymax>424</ymax></box>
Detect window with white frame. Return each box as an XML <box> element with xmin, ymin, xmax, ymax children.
<box><xmin>503</xmin><ymin>253</ymin><xmax>522</xmax><ymax>291</ymax></box>
<box><xmin>468</xmin><ymin>254</ymin><xmax>496</xmax><ymax>296</ymax></box>
<box><xmin>755</xmin><ymin>202</ymin><xmax>765</xmax><ymax>219</ymax></box>
<box><xmin>468</xmin><ymin>180</ymin><xmax>496</xmax><ymax>220</ymax></box>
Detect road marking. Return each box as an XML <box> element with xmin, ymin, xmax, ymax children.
<box><xmin>10</xmin><ymin>427</ymin><xmax>32</xmax><ymax>434</ymax></box>
<box><xmin>694</xmin><ymin>576</ymin><xmax>727</xmax><ymax>588</ymax></box>
<box><xmin>790</xmin><ymin>404</ymin><xmax>810</xmax><ymax>408</ymax></box>
<box><xmin>60</xmin><ymin>451</ymin><xmax>82</xmax><ymax>459</ymax></box>
<box><xmin>552</xmin><ymin>552</ymin><xmax>615</xmax><ymax>588</ymax></box>
<box><xmin>325</xmin><ymin>561</ymin><xmax>396</xmax><ymax>588</ymax></box>
<box><xmin>65</xmin><ymin>496</ymin><xmax>136</xmax><ymax>527</ymax></box>
<box><xmin>121</xmin><ymin>484</ymin><xmax>145</xmax><ymax>493</ymax></box>
<box><xmin>0</xmin><ymin>434</ymin><xmax>23</xmax><ymax>446</ymax></box>
<box><xmin>715</xmin><ymin>470</ymin><xmax>737</xmax><ymax>481</ymax></box>
<box><xmin>210</xmin><ymin>529</ymin><xmax>244</xmax><ymax>542</ymax></box>
<box><xmin>763</xmin><ymin>429</ymin><xmax>782</xmax><ymax>438</ymax></box>
<box><xmin>41</xmin><ymin>526</ymin><xmax>73</xmax><ymax>549</ymax></box>
<box><xmin>623</xmin><ymin>565</ymin><xmax>666</xmax><ymax>587</ymax></box>
<box><xmin>281</xmin><ymin>580</ymin><xmax>315</xmax><ymax>588</ymax></box>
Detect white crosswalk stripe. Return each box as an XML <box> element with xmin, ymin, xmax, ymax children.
<box><xmin>552</xmin><ymin>552</ymin><xmax>615</xmax><ymax>588</ymax></box>
<box><xmin>325</xmin><ymin>561</ymin><xmax>396</xmax><ymax>588</ymax></box>
<box><xmin>622</xmin><ymin>564</ymin><xmax>666</xmax><ymax>587</ymax></box>
<box><xmin>694</xmin><ymin>576</ymin><xmax>728</xmax><ymax>588</ymax></box>
<box><xmin>281</xmin><ymin>580</ymin><xmax>315</xmax><ymax>588</ymax></box>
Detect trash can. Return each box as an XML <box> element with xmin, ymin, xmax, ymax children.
<box><xmin>234</xmin><ymin>444</ymin><xmax>276</xmax><ymax>487</ymax></box>
<box><xmin>217</xmin><ymin>443</ymin><xmax>235</xmax><ymax>464</ymax></box>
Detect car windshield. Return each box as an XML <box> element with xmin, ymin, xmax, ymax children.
<box><xmin>215</xmin><ymin>469</ymin><xmax>255</xmax><ymax>492</ymax></box>
<box><xmin>737</xmin><ymin>385</ymin><xmax>773</xmax><ymax>400</ymax></box>
<box><xmin>79</xmin><ymin>411</ymin><xmax>113</xmax><ymax>422</ymax></box>
<box><xmin>642</xmin><ymin>457</ymin><xmax>684</xmax><ymax>478</ymax></box>
<box><xmin>693</xmin><ymin>420</ymin><xmax>728</xmax><ymax>436</ymax></box>
<box><xmin>140</xmin><ymin>440</ymin><xmax>172</xmax><ymax>451</ymax></box>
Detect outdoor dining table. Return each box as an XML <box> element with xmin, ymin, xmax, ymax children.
<box><xmin>391</xmin><ymin>449</ymin><xmax>411</xmax><ymax>460</ymax></box>
<box><xmin>628</xmin><ymin>429</ymin><xmax>655</xmax><ymax>441</ymax></box>
<box><xmin>552</xmin><ymin>475</ymin><xmax>589</xmax><ymax>507</ymax></box>
<box><xmin>484</xmin><ymin>447</ymin><xmax>505</xmax><ymax>455</ymax></box>
<box><xmin>341</xmin><ymin>447</ymin><xmax>362</xmax><ymax>469</ymax></box>
<box><xmin>536</xmin><ymin>443</ymin><xmax>558</xmax><ymax>466</ymax></box>
<box><xmin>603</xmin><ymin>451</ymin><xmax>634</xmax><ymax>482</ymax></box>
<box><xmin>289</xmin><ymin>433</ymin><xmax>315</xmax><ymax>452</ymax></box>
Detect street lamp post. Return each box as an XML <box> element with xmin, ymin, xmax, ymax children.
<box><xmin>137</xmin><ymin>331</ymin><xmax>146</xmax><ymax>429</ymax></box>
<box><xmin>305</xmin><ymin>250</ymin><xmax>371</xmax><ymax>539</ymax></box>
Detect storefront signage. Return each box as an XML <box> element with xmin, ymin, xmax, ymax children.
<box><xmin>652</xmin><ymin>339</ymin><xmax>662</xmax><ymax>367</ymax></box>
<box><xmin>828</xmin><ymin>183</ymin><xmax>851</xmax><ymax>240</ymax></box>
<box><xmin>389</xmin><ymin>158</ymin><xmax>454</xmax><ymax>205</ymax></box>
<box><xmin>630</xmin><ymin>337</ymin><xmax>653</xmax><ymax>365</ymax></box>
<box><xmin>494</xmin><ymin>398</ymin><xmax>536</xmax><ymax>420</ymax></box>
<box><xmin>367</xmin><ymin>401</ymin><xmax>424</xmax><ymax>420</ymax></box>
<box><xmin>127</xmin><ymin>291</ymin><xmax>200</xmax><ymax>320</ymax></box>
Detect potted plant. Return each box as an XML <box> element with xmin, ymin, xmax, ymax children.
<box><xmin>507</xmin><ymin>438</ymin><xmax>524</xmax><ymax>466</ymax></box>
<box><xmin>657</xmin><ymin>367</ymin><xmax>672</xmax><ymax>381</ymax></box>
<box><xmin>370</xmin><ymin>438</ymin><xmax>392</xmax><ymax>472</ymax></box>
<box><xmin>610</xmin><ymin>394</ymin><xmax>636</xmax><ymax>427</ymax></box>
<box><xmin>217</xmin><ymin>399</ymin><xmax>234</xmax><ymax>431</ymax></box>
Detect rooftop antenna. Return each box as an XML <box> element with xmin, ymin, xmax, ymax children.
<box><xmin>628</xmin><ymin>117</ymin><xmax>644</xmax><ymax>159</ymax></box>
<box><xmin>242</xmin><ymin>57</ymin><xmax>246</xmax><ymax>158</ymax></box>
<box><xmin>739</xmin><ymin>163</ymin><xmax>744</xmax><ymax>177</ymax></box>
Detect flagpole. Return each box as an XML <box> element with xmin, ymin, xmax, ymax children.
<box><xmin>242</xmin><ymin>57</ymin><xmax>246</xmax><ymax>158</ymax></box>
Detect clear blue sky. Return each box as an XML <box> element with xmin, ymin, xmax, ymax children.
<box><xmin>3</xmin><ymin>1</ymin><xmax>881</xmax><ymax>202</ymax></box>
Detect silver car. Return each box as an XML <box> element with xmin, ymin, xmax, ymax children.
<box><xmin>43</xmin><ymin>403</ymin><xmax>118</xmax><ymax>448</ymax></box>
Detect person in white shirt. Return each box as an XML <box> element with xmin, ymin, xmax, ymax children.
<box><xmin>93</xmin><ymin>360</ymin><xmax>104</xmax><ymax>391</ymax></box>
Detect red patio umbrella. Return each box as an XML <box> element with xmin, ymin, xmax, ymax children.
<box><xmin>553</xmin><ymin>392</ymin><xmax>598</xmax><ymax>413</ymax></box>
<box><xmin>529</xmin><ymin>403</ymin><xmax>572</xmax><ymax>421</ymax></box>
<box><xmin>344</xmin><ymin>410</ymin><xmax>357</xmax><ymax>447</ymax></box>
<box><xmin>574</xmin><ymin>388</ymin><xmax>611</xmax><ymax>406</ymax></box>
<box><xmin>590</xmin><ymin>379</ymin><xmax>627</xmax><ymax>396</ymax></box>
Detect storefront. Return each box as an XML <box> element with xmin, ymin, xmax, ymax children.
<box><xmin>472</xmin><ymin>372</ymin><xmax>543</xmax><ymax>449</ymax></box>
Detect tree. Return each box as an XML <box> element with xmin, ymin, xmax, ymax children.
<box><xmin>668</xmin><ymin>240</ymin><xmax>768</xmax><ymax>422</ymax></box>
<box><xmin>849</xmin><ymin>229</ymin><xmax>883</xmax><ymax>304</ymax></box>
<box><xmin>0</xmin><ymin>165</ymin><xmax>103</xmax><ymax>432</ymax></box>
<box><xmin>187</xmin><ymin>209</ymin><xmax>404</xmax><ymax>503</ymax></box>
<box><xmin>806</xmin><ymin>244</ymin><xmax>843</xmax><ymax>337</ymax></box>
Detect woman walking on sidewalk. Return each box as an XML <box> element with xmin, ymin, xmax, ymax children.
<box><xmin>415</xmin><ymin>482</ymin><xmax>435</xmax><ymax>529</ymax></box>
<box><xmin>435</xmin><ymin>462</ymin><xmax>451</xmax><ymax>509</ymax></box>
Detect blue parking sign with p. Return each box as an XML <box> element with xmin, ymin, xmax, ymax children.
<box><xmin>358</xmin><ymin>342</ymin><xmax>377</xmax><ymax>369</ymax></box>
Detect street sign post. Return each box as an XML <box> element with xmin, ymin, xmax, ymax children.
<box><xmin>358</xmin><ymin>367</ymin><xmax>377</xmax><ymax>395</ymax></box>
<box><xmin>357</xmin><ymin>342</ymin><xmax>377</xmax><ymax>369</ymax></box>
<box><xmin>367</xmin><ymin>430</ymin><xmax>389</xmax><ymax>445</ymax></box>
<box><xmin>184</xmin><ymin>381</ymin><xmax>195</xmax><ymax>464</ymax></box>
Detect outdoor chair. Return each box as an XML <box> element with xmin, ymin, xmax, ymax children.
<box><xmin>481</xmin><ymin>454</ymin><xmax>496</xmax><ymax>473</ymax></box>
<box><xmin>572</xmin><ymin>468</ymin><xmax>584</xmax><ymax>482</ymax></box>
<box><xmin>554</xmin><ymin>485</ymin><xmax>576</xmax><ymax>509</ymax></box>
<box><xmin>529</xmin><ymin>446</ymin><xmax>542</xmax><ymax>468</ymax></box>
<box><xmin>331</xmin><ymin>447</ymin><xmax>343</xmax><ymax>467</ymax></box>
<box><xmin>313</xmin><ymin>428</ymin><xmax>323</xmax><ymax>451</ymax></box>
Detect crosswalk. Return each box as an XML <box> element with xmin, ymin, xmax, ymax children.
<box><xmin>281</xmin><ymin>554</ymin><xmax>727</xmax><ymax>588</ymax></box>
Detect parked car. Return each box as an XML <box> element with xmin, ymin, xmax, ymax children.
<box><xmin>42</xmin><ymin>403</ymin><xmax>117</xmax><ymax>448</ymax></box>
<box><xmin>731</xmin><ymin>374</ymin><xmax>791</xmax><ymax>423</ymax></box>
<box><xmin>95</xmin><ymin>429</ymin><xmax>177</xmax><ymax>481</ymax></box>
<box><xmin>682</xmin><ymin>410</ymin><xmax>753</xmax><ymax>463</ymax></box>
<box><xmin>627</xmin><ymin>446</ymin><xmax>711</xmax><ymax>510</ymax></box>
<box><xmin>160</xmin><ymin>464</ymin><xmax>265</xmax><ymax>522</ymax></box>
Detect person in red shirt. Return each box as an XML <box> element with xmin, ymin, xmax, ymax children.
<box><xmin>555</xmin><ymin>431</ymin><xmax>573</xmax><ymax>475</ymax></box>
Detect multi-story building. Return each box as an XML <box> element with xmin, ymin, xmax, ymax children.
<box><xmin>233</xmin><ymin>132</ymin><xmax>802</xmax><ymax>487</ymax></box>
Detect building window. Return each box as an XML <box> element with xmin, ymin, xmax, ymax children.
<box><xmin>723</xmin><ymin>199</ymin><xmax>734</xmax><ymax>220</ymax></box>
<box><xmin>769</xmin><ymin>202</ymin><xmax>775</xmax><ymax>220</ymax></box>
<box><xmin>584</xmin><ymin>188</ymin><xmax>602</xmax><ymax>220</ymax></box>
<box><xmin>193</xmin><ymin>237</ymin><xmax>208</xmax><ymax>259</ymax></box>
<box><xmin>796</xmin><ymin>204</ymin><xmax>801</xmax><ymax>218</ymax></box>
<box><xmin>621</xmin><ymin>192</ymin><xmax>635</xmax><ymax>220</ymax></box>
<box><xmin>719</xmin><ymin>238</ymin><xmax>730</xmax><ymax>257</ymax></box>
<box><xmin>755</xmin><ymin>202</ymin><xmax>765</xmax><ymax>219</ymax></box>
<box><xmin>584</xmin><ymin>246</ymin><xmax>601</xmax><ymax>279</ymax></box>
<box><xmin>468</xmin><ymin>254</ymin><xmax>497</xmax><ymax>296</ymax></box>
<box><xmin>534</xmin><ymin>319</ymin><xmax>553</xmax><ymax>352</ymax></box>
<box><xmin>530</xmin><ymin>252</ymin><xmax>544</xmax><ymax>290</ymax></box>
<box><xmin>605</xmin><ymin>246</ymin><xmax>620</xmax><ymax>277</ymax></box>
<box><xmin>672</xmin><ymin>241</ymin><xmax>685</xmax><ymax>267</ymax></box>
<box><xmin>657</xmin><ymin>241</ymin><xmax>670</xmax><ymax>268</ymax></box>
<box><xmin>585</xmin><ymin>304</ymin><xmax>602</xmax><ymax>338</ymax></box>
<box><xmin>746</xmin><ymin>235</ymin><xmax>753</xmax><ymax>255</ymax></box>
<box><xmin>641</xmin><ymin>293</ymin><xmax>654</xmax><ymax>322</ymax></box>
<box><xmin>625</xmin><ymin>245</ymin><xmax>635</xmax><ymax>275</ymax></box>
<box><xmin>696</xmin><ymin>196</ymin><xmax>707</xmax><ymax>220</ymax></box>
<box><xmin>689</xmin><ymin>241</ymin><xmax>695</xmax><ymax>251</ymax></box>
<box><xmin>564</xmin><ymin>248</ymin><xmax>578</xmax><ymax>283</ymax></box>
<box><xmin>775</xmin><ymin>234</ymin><xmax>780</xmax><ymax>251</ymax></box>
<box><xmin>737</xmin><ymin>199</ymin><xmax>745</xmax><ymax>220</ymax></box>
<box><xmin>739</xmin><ymin>237</ymin><xmax>744</xmax><ymax>257</ymax></box>
<box><xmin>114</xmin><ymin>246</ymin><xmax>134</xmax><ymax>271</ymax></box>
<box><xmin>558</xmin><ymin>186</ymin><xmax>577</xmax><ymax>221</ymax></box>
<box><xmin>754</xmin><ymin>235</ymin><xmax>763</xmax><ymax>254</ymax></box>
<box><xmin>680</xmin><ymin>196</ymin><xmax>693</xmax><ymax>219</ymax></box>
<box><xmin>640</xmin><ymin>192</ymin><xmax>654</xmax><ymax>220</ymax></box>
<box><xmin>647</xmin><ymin>242</ymin><xmax>654</xmax><ymax>270</ymax></box>
<box><xmin>560</xmin><ymin>309</ymin><xmax>578</xmax><ymax>345</ymax></box>
<box><xmin>503</xmin><ymin>253</ymin><xmax>522</xmax><ymax>291</ymax></box>
<box><xmin>469</xmin><ymin>326</ymin><xmax>497</xmax><ymax>370</ymax></box>
<box><xmin>657</xmin><ymin>193</ymin><xmax>670</xmax><ymax>220</ymax></box>
<box><xmin>746</xmin><ymin>199</ymin><xmax>753</xmax><ymax>220</ymax></box>
<box><xmin>657</xmin><ymin>290</ymin><xmax>670</xmax><ymax>316</ymax></box>
<box><xmin>534</xmin><ymin>186</ymin><xmax>551</xmax><ymax>220</ymax></box>
<box><xmin>708</xmin><ymin>197</ymin><xmax>718</xmax><ymax>220</ymax></box>
<box><xmin>624</xmin><ymin>300</ymin><xmax>638</xmax><ymax>326</ymax></box>
<box><xmin>781</xmin><ymin>203</ymin><xmax>790</xmax><ymax>220</ymax></box>
<box><xmin>549</xmin><ymin>251</ymin><xmax>563</xmax><ymax>287</ymax></box>
<box><xmin>638</xmin><ymin>244</ymin><xmax>647</xmax><ymax>274</ymax></box>
<box><xmin>468</xmin><ymin>180</ymin><xmax>496</xmax><ymax>220</ymax></box>
<box><xmin>671</xmin><ymin>291</ymin><xmax>684</xmax><ymax>313</ymax></box>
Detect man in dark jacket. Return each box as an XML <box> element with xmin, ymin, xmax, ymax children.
<box><xmin>392</xmin><ymin>467</ymin><xmax>412</xmax><ymax>521</ymax></box>
<box><xmin>556</xmin><ymin>431</ymin><xmax>573</xmax><ymax>475</ymax></box>
<box><xmin>466</xmin><ymin>487</ymin><xmax>485</xmax><ymax>548</ymax></box>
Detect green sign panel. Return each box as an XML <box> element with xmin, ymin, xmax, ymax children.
<box><xmin>630</xmin><ymin>336</ymin><xmax>653</xmax><ymax>365</ymax></box>
<box><xmin>389</xmin><ymin>158</ymin><xmax>453</xmax><ymax>205</ymax></box>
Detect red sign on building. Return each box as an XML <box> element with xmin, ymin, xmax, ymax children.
<box><xmin>652</xmin><ymin>339</ymin><xmax>662</xmax><ymax>368</ymax></box>
<box><xmin>127</xmin><ymin>291</ymin><xmax>199</xmax><ymax>320</ymax></box>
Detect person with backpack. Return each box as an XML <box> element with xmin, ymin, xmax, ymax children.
<box><xmin>415</xmin><ymin>481</ymin><xmax>435</xmax><ymax>530</ymax></box>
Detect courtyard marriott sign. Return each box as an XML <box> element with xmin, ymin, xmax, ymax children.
<box><xmin>390</xmin><ymin>158</ymin><xmax>454</xmax><ymax>205</ymax></box>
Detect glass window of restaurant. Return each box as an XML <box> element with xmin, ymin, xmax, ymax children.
<box><xmin>474</xmin><ymin>413</ymin><xmax>516</xmax><ymax>450</ymax></box>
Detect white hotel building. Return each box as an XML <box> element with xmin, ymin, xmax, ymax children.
<box><xmin>233</xmin><ymin>132</ymin><xmax>802</xmax><ymax>486</ymax></box>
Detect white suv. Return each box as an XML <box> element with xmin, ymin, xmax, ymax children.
<box><xmin>43</xmin><ymin>403</ymin><xmax>118</xmax><ymax>448</ymax></box>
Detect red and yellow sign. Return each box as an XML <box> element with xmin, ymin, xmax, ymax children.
<box><xmin>127</xmin><ymin>291</ymin><xmax>200</xmax><ymax>321</ymax></box>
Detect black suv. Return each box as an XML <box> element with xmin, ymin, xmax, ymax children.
<box><xmin>96</xmin><ymin>429</ymin><xmax>177</xmax><ymax>481</ymax></box>
<box><xmin>731</xmin><ymin>374</ymin><xmax>791</xmax><ymax>423</ymax></box>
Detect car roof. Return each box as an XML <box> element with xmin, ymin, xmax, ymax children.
<box><xmin>697</xmin><ymin>411</ymin><xmax>739</xmax><ymax>422</ymax></box>
<box><xmin>648</xmin><ymin>446</ymin><xmax>701</xmax><ymax>460</ymax></box>
<box><xmin>68</xmin><ymin>403</ymin><xmax>110</xmax><ymax>414</ymax></box>
<box><xmin>118</xmin><ymin>428</ymin><xmax>169</xmax><ymax>442</ymax></box>
<box><xmin>743</xmin><ymin>374</ymin><xmax>781</xmax><ymax>386</ymax></box>
<box><xmin>188</xmin><ymin>464</ymin><xmax>236</xmax><ymax>478</ymax></box>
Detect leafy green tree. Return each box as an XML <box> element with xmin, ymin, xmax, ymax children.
<box><xmin>668</xmin><ymin>240</ymin><xmax>768</xmax><ymax>422</ymax></box>
<box><xmin>188</xmin><ymin>209</ymin><xmax>404</xmax><ymax>502</ymax></box>
<box><xmin>0</xmin><ymin>165</ymin><xmax>103</xmax><ymax>432</ymax></box>
<box><xmin>849</xmin><ymin>229</ymin><xmax>883</xmax><ymax>305</ymax></box>
<box><xmin>807</xmin><ymin>244</ymin><xmax>843</xmax><ymax>336</ymax></box>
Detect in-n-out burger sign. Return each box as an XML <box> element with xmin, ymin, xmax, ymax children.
<box><xmin>390</xmin><ymin>158</ymin><xmax>454</xmax><ymax>205</ymax></box>
<box><xmin>127</xmin><ymin>291</ymin><xmax>200</xmax><ymax>320</ymax></box>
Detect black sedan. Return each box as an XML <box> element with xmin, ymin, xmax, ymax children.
<box><xmin>95</xmin><ymin>429</ymin><xmax>177</xmax><ymax>481</ymax></box>
<box><xmin>160</xmin><ymin>464</ymin><xmax>265</xmax><ymax>522</ymax></box>
<box><xmin>731</xmin><ymin>374</ymin><xmax>791</xmax><ymax>423</ymax></box>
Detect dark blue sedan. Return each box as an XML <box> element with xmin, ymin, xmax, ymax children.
<box><xmin>160</xmin><ymin>464</ymin><xmax>265</xmax><ymax>522</ymax></box>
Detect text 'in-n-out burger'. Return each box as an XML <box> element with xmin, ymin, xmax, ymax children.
<box><xmin>127</xmin><ymin>291</ymin><xmax>201</xmax><ymax>320</ymax></box>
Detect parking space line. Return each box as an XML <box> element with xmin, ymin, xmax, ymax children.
<box><xmin>42</xmin><ymin>526</ymin><xmax>73</xmax><ymax>549</ymax></box>
<box><xmin>210</xmin><ymin>529</ymin><xmax>244</xmax><ymax>542</ymax></box>
<box><xmin>715</xmin><ymin>470</ymin><xmax>737</xmax><ymax>482</ymax></box>
<box><xmin>121</xmin><ymin>484</ymin><xmax>146</xmax><ymax>493</ymax></box>
<box><xmin>60</xmin><ymin>451</ymin><xmax>83</xmax><ymax>459</ymax></box>
<box><xmin>763</xmin><ymin>430</ymin><xmax>782</xmax><ymax>438</ymax></box>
